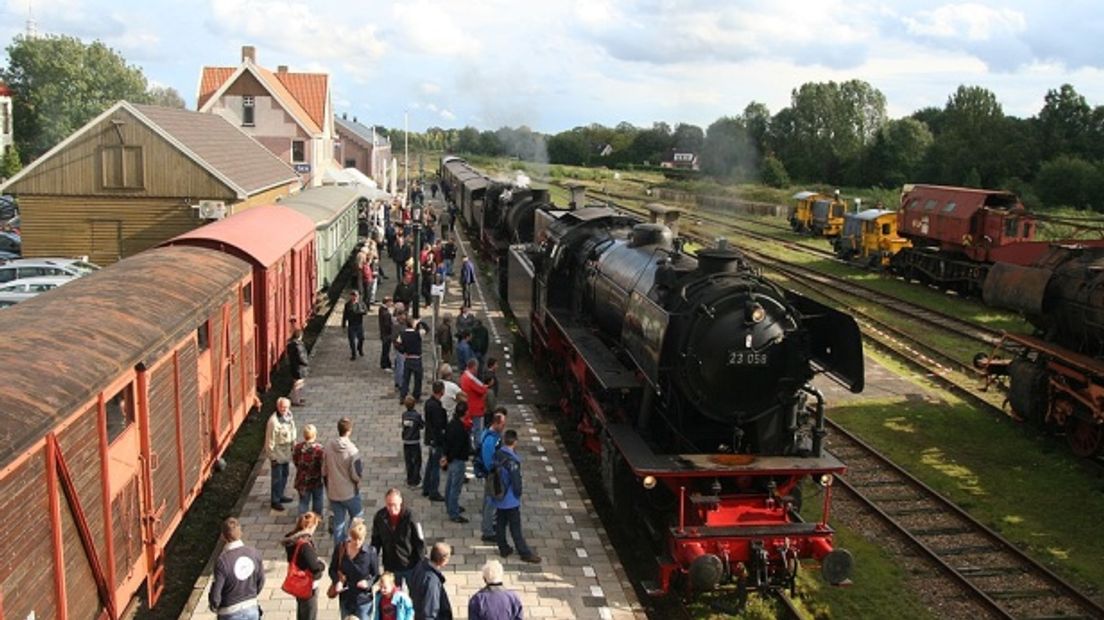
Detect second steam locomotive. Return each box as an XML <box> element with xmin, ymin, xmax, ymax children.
<box><xmin>439</xmin><ymin>152</ymin><xmax>870</xmax><ymax>597</ymax></box>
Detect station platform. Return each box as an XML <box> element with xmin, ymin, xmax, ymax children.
<box><xmin>184</xmin><ymin>199</ymin><xmax>645</xmax><ymax>619</ymax></box>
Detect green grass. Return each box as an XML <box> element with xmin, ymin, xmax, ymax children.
<box><xmin>831</xmin><ymin>396</ymin><xmax>1104</xmax><ymax>592</ymax></box>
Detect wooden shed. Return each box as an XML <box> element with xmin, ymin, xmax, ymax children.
<box><xmin>0</xmin><ymin>101</ymin><xmax>300</xmax><ymax>265</ymax></box>
<box><xmin>165</xmin><ymin>206</ymin><xmax>316</xmax><ymax>390</ymax></box>
<box><xmin>277</xmin><ymin>185</ymin><xmax>366</xmax><ymax>292</ymax></box>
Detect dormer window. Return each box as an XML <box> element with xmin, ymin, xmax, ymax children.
<box><xmin>242</xmin><ymin>95</ymin><xmax>255</xmax><ymax>126</ymax></box>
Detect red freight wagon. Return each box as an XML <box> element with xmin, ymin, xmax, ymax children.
<box><xmin>0</xmin><ymin>246</ymin><xmax>256</xmax><ymax>618</ymax></box>
<box><xmin>166</xmin><ymin>205</ymin><xmax>316</xmax><ymax>390</ymax></box>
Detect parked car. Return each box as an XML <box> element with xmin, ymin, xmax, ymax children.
<box><xmin>0</xmin><ymin>257</ymin><xmax>100</xmax><ymax>283</ymax></box>
<box><xmin>0</xmin><ymin>231</ymin><xmax>21</xmax><ymax>255</ymax></box>
<box><xmin>0</xmin><ymin>250</ymin><xmax>19</xmax><ymax>263</ymax></box>
<box><xmin>0</xmin><ymin>195</ymin><xmax>16</xmax><ymax>221</ymax></box>
<box><xmin>0</xmin><ymin>275</ymin><xmax>75</xmax><ymax>294</ymax></box>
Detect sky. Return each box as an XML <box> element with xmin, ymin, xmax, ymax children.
<box><xmin>2</xmin><ymin>0</ymin><xmax>1103</xmax><ymax>133</ymax></box>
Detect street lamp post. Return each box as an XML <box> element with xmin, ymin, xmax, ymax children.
<box><xmin>412</xmin><ymin>204</ymin><xmax>422</xmax><ymax>319</ymax></box>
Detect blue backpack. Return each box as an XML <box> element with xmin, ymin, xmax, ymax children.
<box><xmin>472</xmin><ymin>430</ymin><xmax>499</xmax><ymax>478</ymax></box>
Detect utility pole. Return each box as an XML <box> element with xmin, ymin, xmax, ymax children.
<box><xmin>403</xmin><ymin>110</ymin><xmax>409</xmax><ymax>209</ymax></box>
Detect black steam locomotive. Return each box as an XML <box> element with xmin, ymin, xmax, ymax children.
<box><xmin>505</xmin><ymin>202</ymin><xmax>865</xmax><ymax>595</ymax></box>
<box><xmin>978</xmin><ymin>245</ymin><xmax>1104</xmax><ymax>456</ymax></box>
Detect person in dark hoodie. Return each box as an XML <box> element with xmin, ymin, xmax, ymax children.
<box><xmin>324</xmin><ymin>417</ymin><xmax>364</xmax><ymax>543</ymax></box>
<box><xmin>282</xmin><ymin>512</ymin><xmax>327</xmax><ymax>620</ymax></box>
<box><xmin>409</xmin><ymin>542</ymin><xmax>453</xmax><ymax>620</ymax></box>
<box><xmin>370</xmin><ymin>488</ymin><xmax>426</xmax><ymax>588</ymax></box>
<box><xmin>328</xmin><ymin>519</ymin><xmax>379</xmax><ymax>620</ymax></box>
<box><xmin>443</xmin><ymin>396</ymin><xmax>471</xmax><ymax>523</ymax></box>
<box><xmin>421</xmin><ymin>382</ymin><xmax>448</xmax><ymax>502</ymax></box>
<box><xmin>401</xmin><ymin>395</ymin><xmax>424</xmax><ymax>488</ymax></box>
<box><xmin>209</xmin><ymin>517</ymin><xmax>264</xmax><ymax>619</ymax></box>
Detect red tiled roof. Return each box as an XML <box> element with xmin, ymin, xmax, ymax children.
<box><xmin>197</xmin><ymin>63</ymin><xmax>328</xmax><ymax>134</ymax></box>
<box><xmin>273</xmin><ymin>71</ymin><xmax>328</xmax><ymax>130</ymax></box>
<box><xmin>0</xmin><ymin>82</ymin><xmax>10</xmax><ymax>96</ymax></box>
<box><xmin>197</xmin><ymin>67</ymin><xmax>235</xmax><ymax>109</ymax></box>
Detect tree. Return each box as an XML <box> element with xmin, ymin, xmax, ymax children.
<box><xmin>547</xmin><ymin>129</ymin><xmax>589</xmax><ymax>165</ymax></box>
<box><xmin>1035</xmin><ymin>156</ymin><xmax>1100</xmax><ymax>210</ymax></box>
<box><xmin>701</xmin><ymin>116</ymin><xmax>756</xmax><ymax>179</ymax></box>
<box><xmin>772</xmin><ymin>79</ymin><xmax>886</xmax><ymax>184</ymax></box>
<box><xmin>0</xmin><ymin>144</ymin><xmax>21</xmax><ymax>180</ymax></box>
<box><xmin>1</xmin><ymin>34</ymin><xmax>152</xmax><ymax>160</ymax></box>
<box><xmin>922</xmin><ymin>85</ymin><xmax>1014</xmax><ymax>187</ymax></box>
<box><xmin>455</xmin><ymin>126</ymin><xmax>480</xmax><ymax>154</ymax></box>
<box><xmin>1037</xmin><ymin>84</ymin><xmax>1093</xmax><ymax>160</ymax></box>
<box><xmin>672</xmin><ymin>123</ymin><xmax>704</xmax><ymax>153</ymax></box>
<box><xmin>741</xmin><ymin>102</ymin><xmax>771</xmax><ymax>155</ymax></box>
<box><xmin>864</xmin><ymin>118</ymin><xmax>933</xmax><ymax>187</ymax></box>
<box><xmin>760</xmin><ymin>155</ymin><xmax>789</xmax><ymax>188</ymax></box>
<box><xmin>147</xmin><ymin>85</ymin><xmax>186</xmax><ymax>108</ymax></box>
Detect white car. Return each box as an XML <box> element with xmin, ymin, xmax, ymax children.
<box><xmin>0</xmin><ymin>275</ymin><xmax>75</xmax><ymax>294</ymax></box>
<box><xmin>0</xmin><ymin>257</ymin><xmax>100</xmax><ymax>283</ymax></box>
<box><xmin>0</xmin><ymin>275</ymin><xmax>75</xmax><ymax>307</ymax></box>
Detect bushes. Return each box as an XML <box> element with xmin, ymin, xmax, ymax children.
<box><xmin>761</xmin><ymin>155</ymin><xmax>790</xmax><ymax>188</ymax></box>
<box><xmin>1035</xmin><ymin>155</ymin><xmax>1102</xmax><ymax>210</ymax></box>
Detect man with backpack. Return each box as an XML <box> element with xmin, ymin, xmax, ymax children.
<box><xmin>476</xmin><ymin>412</ymin><xmax>507</xmax><ymax>543</ymax></box>
<box><xmin>492</xmin><ymin>430</ymin><xmax>540</xmax><ymax>563</ymax></box>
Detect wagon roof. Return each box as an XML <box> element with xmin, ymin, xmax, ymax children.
<box><xmin>277</xmin><ymin>185</ymin><xmax>366</xmax><ymax>227</ymax></box>
<box><xmin>792</xmin><ymin>191</ymin><xmax>822</xmax><ymax>200</ymax></box>
<box><xmin>0</xmin><ymin>247</ymin><xmax>250</xmax><ymax>467</ymax></box>
<box><xmin>166</xmin><ymin>205</ymin><xmax>315</xmax><ymax>268</ymax></box>
<box><xmin>847</xmin><ymin>208</ymin><xmax>897</xmax><ymax>221</ymax></box>
<box><xmin>902</xmin><ymin>184</ymin><xmax>1024</xmax><ymax>221</ymax></box>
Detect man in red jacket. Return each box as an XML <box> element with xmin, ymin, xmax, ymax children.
<box><xmin>459</xmin><ymin>358</ymin><xmax>493</xmax><ymax>450</ymax></box>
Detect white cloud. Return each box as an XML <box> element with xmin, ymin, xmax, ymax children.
<box><xmin>390</xmin><ymin>1</ymin><xmax>479</xmax><ymax>57</ymax></box>
<box><xmin>420</xmin><ymin>81</ymin><xmax>441</xmax><ymax>95</ymax></box>
<box><xmin>904</xmin><ymin>3</ymin><xmax>1026</xmax><ymax>41</ymax></box>
<box><xmin>439</xmin><ymin>108</ymin><xmax>456</xmax><ymax>121</ymax></box>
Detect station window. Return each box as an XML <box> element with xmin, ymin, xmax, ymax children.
<box><xmin>942</xmin><ymin>202</ymin><xmax>957</xmax><ymax>213</ymax></box>
<box><xmin>292</xmin><ymin>140</ymin><xmax>305</xmax><ymax>163</ymax></box>
<box><xmin>923</xmin><ymin>199</ymin><xmax>937</xmax><ymax>212</ymax></box>
<box><xmin>106</xmin><ymin>386</ymin><xmax>134</xmax><ymax>443</ymax></box>
<box><xmin>242</xmin><ymin>282</ymin><xmax>253</xmax><ymax>307</ymax></box>
<box><xmin>242</xmin><ymin>96</ymin><xmax>255</xmax><ymax>127</ymax></box>
<box><xmin>197</xmin><ymin>320</ymin><xmax>210</xmax><ymax>352</ymax></box>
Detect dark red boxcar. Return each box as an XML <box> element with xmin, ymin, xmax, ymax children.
<box><xmin>165</xmin><ymin>205</ymin><xmax>317</xmax><ymax>390</ymax></box>
<box><xmin>0</xmin><ymin>246</ymin><xmax>256</xmax><ymax>618</ymax></box>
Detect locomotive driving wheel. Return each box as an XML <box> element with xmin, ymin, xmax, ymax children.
<box><xmin>1066</xmin><ymin>417</ymin><xmax>1104</xmax><ymax>457</ymax></box>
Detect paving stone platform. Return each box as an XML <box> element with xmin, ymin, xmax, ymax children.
<box><xmin>184</xmin><ymin>198</ymin><xmax>645</xmax><ymax>619</ymax></box>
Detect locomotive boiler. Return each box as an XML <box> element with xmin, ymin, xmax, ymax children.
<box><xmin>508</xmin><ymin>203</ymin><xmax>865</xmax><ymax>596</ymax></box>
<box><xmin>977</xmin><ymin>245</ymin><xmax>1104</xmax><ymax>455</ymax></box>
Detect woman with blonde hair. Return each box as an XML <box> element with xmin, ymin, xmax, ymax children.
<box><xmin>282</xmin><ymin>511</ymin><xmax>326</xmax><ymax>620</ymax></box>
<box><xmin>372</xmin><ymin>572</ymin><xmax>414</xmax><ymax>620</ymax></box>
<box><xmin>328</xmin><ymin>518</ymin><xmax>380</xmax><ymax>620</ymax></box>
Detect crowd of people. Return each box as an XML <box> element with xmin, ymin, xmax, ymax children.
<box><xmin>209</xmin><ymin>180</ymin><xmax>539</xmax><ymax>620</ymax></box>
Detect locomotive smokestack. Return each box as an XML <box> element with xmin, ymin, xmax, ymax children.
<box><xmin>646</xmin><ymin>203</ymin><xmax>680</xmax><ymax>237</ymax></box>
<box><xmin>696</xmin><ymin>248</ymin><xmax>741</xmax><ymax>275</ymax></box>
<box><xmin>567</xmin><ymin>183</ymin><xmax>586</xmax><ymax>210</ymax></box>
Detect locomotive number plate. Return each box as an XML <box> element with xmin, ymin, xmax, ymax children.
<box><xmin>727</xmin><ymin>351</ymin><xmax>769</xmax><ymax>366</ymax></box>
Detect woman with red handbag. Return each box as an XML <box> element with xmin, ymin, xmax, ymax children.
<box><xmin>282</xmin><ymin>512</ymin><xmax>327</xmax><ymax>620</ymax></box>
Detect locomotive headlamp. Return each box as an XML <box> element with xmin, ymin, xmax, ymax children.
<box><xmin>747</xmin><ymin>302</ymin><xmax>767</xmax><ymax>323</ymax></box>
<box><xmin>819</xmin><ymin>473</ymin><xmax>834</xmax><ymax>487</ymax></box>
<box><xmin>642</xmin><ymin>475</ymin><xmax>657</xmax><ymax>490</ymax></box>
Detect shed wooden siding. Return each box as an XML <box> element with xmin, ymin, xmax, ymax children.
<box><xmin>18</xmin><ymin>195</ymin><xmax>202</xmax><ymax>264</ymax></box>
<box><xmin>5</xmin><ymin>107</ymin><xmax>239</xmax><ymax>199</ymax></box>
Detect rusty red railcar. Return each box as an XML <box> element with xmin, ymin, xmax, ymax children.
<box><xmin>890</xmin><ymin>185</ymin><xmax>1104</xmax><ymax>295</ymax></box>
<box><xmin>165</xmin><ymin>205</ymin><xmax>317</xmax><ymax>390</ymax></box>
<box><xmin>0</xmin><ymin>246</ymin><xmax>256</xmax><ymax>618</ymax></box>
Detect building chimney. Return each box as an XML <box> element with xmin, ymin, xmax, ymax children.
<box><xmin>342</xmin><ymin>112</ymin><xmax>347</xmax><ymax>120</ymax></box>
<box><xmin>277</xmin><ymin>65</ymin><xmax>288</xmax><ymax>73</ymax></box>
<box><xmin>242</xmin><ymin>45</ymin><xmax>256</xmax><ymax>63</ymax></box>
<box><xmin>645</xmin><ymin>203</ymin><xmax>680</xmax><ymax>236</ymax></box>
<box><xmin>353</xmin><ymin>116</ymin><xmax>358</xmax><ymax>123</ymax></box>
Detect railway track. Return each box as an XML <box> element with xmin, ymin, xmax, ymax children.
<box><xmin>827</xmin><ymin>420</ymin><xmax>1104</xmax><ymax>619</ymax></box>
